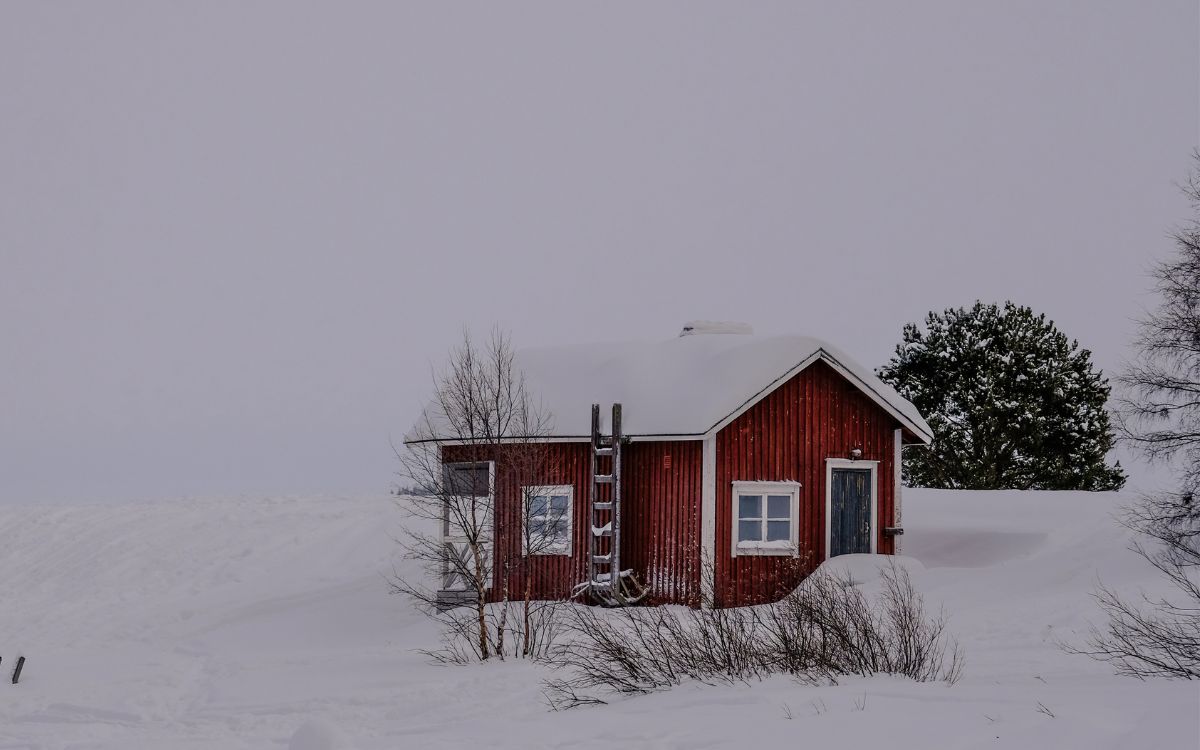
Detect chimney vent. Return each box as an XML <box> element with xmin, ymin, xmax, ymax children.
<box><xmin>679</xmin><ymin>321</ymin><xmax>754</xmax><ymax>337</ymax></box>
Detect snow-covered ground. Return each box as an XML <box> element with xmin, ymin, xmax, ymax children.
<box><xmin>0</xmin><ymin>490</ymin><xmax>1195</xmax><ymax>749</ymax></box>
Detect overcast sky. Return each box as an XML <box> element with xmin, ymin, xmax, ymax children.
<box><xmin>2</xmin><ymin>2</ymin><xmax>1197</xmax><ymax>502</ymax></box>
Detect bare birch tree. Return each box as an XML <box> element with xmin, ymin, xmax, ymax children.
<box><xmin>1079</xmin><ymin>154</ymin><xmax>1200</xmax><ymax>679</ymax></box>
<box><xmin>512</xmin><ymin>481</ymin><xmax>571</xmax><ymax>656</ymax></box>
<box><xmin>392</xmin><ymin>327</ymin><xmax>561</xmax><ymax>661</ymax></box>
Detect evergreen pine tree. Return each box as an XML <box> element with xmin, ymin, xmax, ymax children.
<box><xmin>877</xmin><ymin>301</ymin><xmax>1125</xmax><ymax>490</ymax></box>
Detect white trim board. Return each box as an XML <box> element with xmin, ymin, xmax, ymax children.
<box><xmin>700</xmin><ymin>434</ymin><xmax>716</xmax><ymax>608</ymax></box>
<box><xmin>824</xmin><ymin>459</ymin><xmax>879</xmax><ymax>560</ymax></box>
<box><xmin>893</xmin><ymin>428</ymin><xmax>903</xmax><ymax>555</ymax></box>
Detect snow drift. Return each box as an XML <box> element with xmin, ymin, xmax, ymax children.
<box><xmin>0</xmin><ymin>490</ymin><xmax>1194</xmax><ymax>748</ymax></box>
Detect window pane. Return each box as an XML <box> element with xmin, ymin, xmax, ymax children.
<box><xmin>529</xmin><ymin>519</ymin><xmax>547</xmax><ymax>536</ymax></box>
<box><xmin>447</xmin><ymin>465</ymin><xmax>489</xmax><ymax>496</ymax></box>
<box><xmin>469</xmin><ymin>467</ymin><xmax>489</xmax><ymax>496</ymax></box>
<box><xmin>738</xmin><ymin>495</ymin><xmax>762</xmax><ymax>520</ymax></box>
<box><xmin>767</xmin><ymin>520</ymin><xmax>790</xmax><ymax>542</ymax></box>
<box><xmin>547</xmin><ymin>517</ymin><xmax>568</xmax><ymax>539</ymax></box>
<box><xmin>767</xmin><ymin>495</ymin><xmax>791</xmax><ymax>519</ymax></box>
<box><xmin>529</xmin><ymin>496</ymin><xmax>549</xmax><ymax>517</ymax></box>
<box><xmin>550</xmin><ymin>495</ymin><xmax>570</xmax><ymax>513</ymax></box>
<box><xmin>738</xmin><ymin>520</ymin><xmax>762</xmax><ymax>542</ymax></box>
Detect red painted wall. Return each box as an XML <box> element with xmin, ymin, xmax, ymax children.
<box><xmin>713</xmin><ymin>360</ymin><xmax>900</xmax><ymax>607</ymax></box>
<box><xmin>442</xmin><ymin>442</ymin><xmax>590</xmax><ymax>602</ymax></box>
<box><xmin>621</xmin><ymin>441</ymin><xmax>703</xmax><ymax>606</ymax></box>
<box><xmin>441</xmin><ymin>440</ymin><xmax>703</xmax><ymax>605</ymax></box>
<box><xmin>440</xmin><ymin>359</ymin><xmax>905</xmax><ymax>608</ymax></box>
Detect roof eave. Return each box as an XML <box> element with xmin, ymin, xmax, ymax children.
<box><xmin>404</xmin><ymin>433</ymin><xmax>707</xmax><ymax>447</ymax></box>
<box><xmin>405</xmin><ymin>347</ymin><xmax>935</xmax><ymax>448</ymax></box>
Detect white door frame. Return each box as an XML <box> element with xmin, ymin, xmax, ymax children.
<box><xmin>824</xmin><ymin>459</ymin><xmax>878</xmax><ymax>559</ymax></box>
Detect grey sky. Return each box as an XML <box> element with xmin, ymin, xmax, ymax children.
<box><xmin>2</xmin><ymin>2</ymin><xmax>1197</xmax><ymax>502</ymax></box>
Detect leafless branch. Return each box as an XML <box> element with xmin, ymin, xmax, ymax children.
<box><xmin>392</xmin><ymin>326</ymin><xmax>562</xmax><ymax>661</ymax></box>
<box><xmin>1081</xmin><ymin>153</ymin><xmax>1200</xmax><ymax>680</ymax></box>
<box><xmin>544</xmin><ymin>561</ymin><xmax>963</xmax><ymax>708</ymax></box>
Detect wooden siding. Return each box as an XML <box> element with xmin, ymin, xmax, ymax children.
<box><xmin>442</xmin><ymin>442</ymin><xmax>590</xmax><ymax>602</ymax></box>
<box><xmin>713</xmin><ymin>360</ymin><xmax>900</xmax><ymax>608</ymax></box>
<box><xmin>621</xmin><ymin>441</ymin><xmax>703</xmax><ymax>606</ymax></box>
<box><xmin>442</xmin><ymin>440</ymin><xmax>703</xmax><ymax>605</ymax></box>
<box><xmin>442</xmin><ymin>358</ymin><xmax>905</xmax><ymax>608</ymax></box>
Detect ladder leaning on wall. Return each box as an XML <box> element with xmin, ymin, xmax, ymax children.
<box><xmin>571</xmin><ymin>403</ymin><xmax>649</xmax><ymax>607</ymax></box>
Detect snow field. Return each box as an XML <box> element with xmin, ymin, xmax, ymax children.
<box><xmin>0</xmin><ymin>490</ymin><xmax>1195</xmax><ymax>748</ymax></box>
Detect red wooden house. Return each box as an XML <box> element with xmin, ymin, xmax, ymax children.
<box><xmin>411</xmin><ymin>323</ymin><xmax>932</xmax><ymax>609</ymax></box>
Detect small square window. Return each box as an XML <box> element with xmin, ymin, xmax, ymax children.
<box><xmin>732</xmin><ymin>482</ymin><xmax>800</xmax><ymax>556</ymax></box>
<box><xmin>524</xmin><ymin>485</ymin><xmax>573</xmax><ymax>556</ymax></box>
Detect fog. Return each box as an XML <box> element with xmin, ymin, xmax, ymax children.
<box><xmin>2</xmin><ymin>2</ymin><xmax>1196</xmax><ymax>502</ymax></box>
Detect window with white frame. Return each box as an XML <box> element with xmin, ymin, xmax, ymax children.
<box><xmin>732</xmin><ymin>481</ymin><xmax>800</xmax><ymax>556</ymax></box>
<box><xmin>524</xmin><ymin>485</ymin><xmax>573</xmax><ymax>555</ymax></box>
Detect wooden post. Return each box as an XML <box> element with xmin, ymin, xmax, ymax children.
<box><xmin>611</xmin><ymin>403</ymin><xmax>622</xmax><ymax>602</ymax></box>
<box><xmin>893</xmin><ymin>428</ymin><xmax>903</xmax><ymax>555</ymax></box>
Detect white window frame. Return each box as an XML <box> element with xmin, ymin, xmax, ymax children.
<box><xmin>523</xmin><ymin>484</ymin><xmax>573</xmax><ymax>557</ymax></box>
<box><xmin>731</xmin><ymin>481</ymin><xmax>801</xmax><ymax>557</ymax></box>
<box><xmin>824</xmin><ymin>459</ymin><xmax>879</xmax><ymax>560</ymax></box>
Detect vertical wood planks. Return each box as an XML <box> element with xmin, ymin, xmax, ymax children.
<box><xmin>714</xmin><ymin>361</ymin><xmax>903</xmax><ymax>607</ymax></box>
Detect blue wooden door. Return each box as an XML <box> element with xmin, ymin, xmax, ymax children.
<box><xmin>830</xmin><ymin>468</ymin><xmax>872</xmax><ymax>557</ymax></box>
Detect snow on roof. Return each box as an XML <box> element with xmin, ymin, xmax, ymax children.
<box><xmin>408</xmin><ymin>332</ymin><xmax>933</xmax><ymax>444</ymax></box>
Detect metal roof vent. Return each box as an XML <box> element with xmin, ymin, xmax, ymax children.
<box><xmin>679</xmin><ymin>320</ymin><xmax>754</xmax><ymax>337</ymax></box>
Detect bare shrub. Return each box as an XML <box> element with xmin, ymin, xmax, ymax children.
<box><xmin>419</xmin><ymin>604</ymin><xmax>487</xmax><ymax>665</ymax></box>
<box><xmin>544</xmin><ymin>562</ymin><xmax>962</xmax><ymax>707</ymax></box>
<box><xmin>505</xmin><ymin>598</ymin><xmax>567</xmax><ymax>661</ymax></box>
<box><xmin>1079</xmin><ymin>158</ymin><xmax>1200</xmax><ymax>680</ymax></box>
<box><xmin>762</xmin><ymin>563</ymin><xmax>962</xmax><ymax>683</ymax></box>
<box><xmin>391</xmin><ymin>327</ymin><xmax>561</xmax><ymax>662</ymax></box>
<box><xmin>1067</xmin><ymin>491</ymin><xmax>1200</xmax><ymax>679</ymax></box>
<box><xmin>420</xmin><ymin>598</ymin><xmax>568</xmax><ymax>665</ymax></box>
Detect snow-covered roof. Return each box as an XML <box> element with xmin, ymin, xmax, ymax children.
<box><xmin>408</xmin><ymin>331</ymin><xmax>933</xmax><ymax>444</ymax></box>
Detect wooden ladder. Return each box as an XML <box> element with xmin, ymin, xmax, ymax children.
<box><xmin>572</xmin><ymin>403</ymin><xmax>649</xmax><ymax>606</ymax></box>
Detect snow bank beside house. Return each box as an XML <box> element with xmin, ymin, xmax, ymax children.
<box><xmin>0</xmin><ymin>490</ymin><xmax>1194</xmax><ymax>748</ymax></box>
<box><xmin>814</xmin><ymin>552</ymin><xmax>928</xmax><ymax>586</ymax></box>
